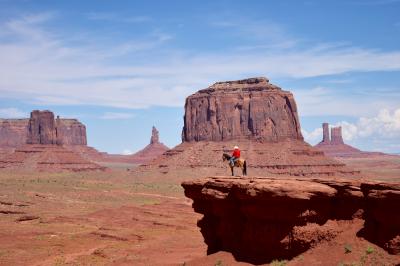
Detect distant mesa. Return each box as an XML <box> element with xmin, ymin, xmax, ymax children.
<box><xmin>314</xmin><ymin>123</ymin><xmax>387</xmax><ymax>158</ymax></box>
<box><xmin>133</xmin><ymin>77</ymin><xmax>359</xmax><ymax>179</ymax></box>
<box><xmin>0</xmin><ymin>110</ymin><xmax>103</xmax><ymax>172</ymax></box>
<box><xmin>0</xmin><ymin>110</ymin><xmax>87</xmax><ymax>148</ymax></box>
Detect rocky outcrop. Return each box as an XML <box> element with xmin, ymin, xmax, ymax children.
<box><xmin>0</xmin><ymin>110</ymin><xmax>87</xmax><ymax>148</ymax></box>
<box><xmin>322</xmin><ymin>122</ymin><xmax>329</xmax><ymax>144</ymax></box>
<box><xmin>27</xmin><ymin>110</ymin><xmax>57</xmax><ymax>144</ymax></box>
<box><xmin>129</xmin><ymin>126</ymin><xmax>169</xmax><ymax>164</ymax></box>
<box><xmin>182</xmin><ymin>77</ymin><xmax>303</xmax><ymax>142</ymax></box>
<box><xmin>150</xmin><ymin>126</ymin><xmax>159</xmax><ymax>144</ymax></box>
<box><xmin>0</xmin><ymin>119</ymin><xmax>28</xmax><ymax>147</ymax></box>
<box><xmin>314</xmin><ymin>123</ymin><xmax>389</xmax><ymax>158</ymax></box>
<box><xmin>182</xmin><ymin>176</ymin><xmax>400</xmax><ymax>264</ymax></box>
<box><xmin>55</xmin><ymin>117</ymin><xmax>87</xmax><ymax>145</ymax></box>
<box><xmin>132</xmin><ymin>78</ymin><xmax>359</xmax><ymax>180</ymax></box>
<box><xmin>331</xmin><ymin>126</ymin><xmax>344</xmax><ymax>145</ymax></box>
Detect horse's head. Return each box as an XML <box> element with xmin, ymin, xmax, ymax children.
<box><xmin>222</xmin><ymin>153</ymin><xmax>230</xmax><ymax>161</ymax></box>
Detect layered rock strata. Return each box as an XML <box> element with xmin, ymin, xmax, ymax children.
<box><xmin>0</xmin><ymin>145</ymin><xmax>105</xmax><ymax>172</ymax></box>
<box><xmin>0</xmin><ymin>119</ymin><xmax>28</xmax><ymax>148</ymax></box>
<box><xmin>0</xmin><ymin>111</ymin><xmax>87</xmax><ymax>148</ymax></box>
<box><xmin>182</xmin><ymin>77</ymin><xmax>303</xmax><ymax>142</ymax></box>
<box><xmin>182</xmin><ymin>176</ymin><xmax>400</xmax><ymax>264</ymax></box>
<box><xmin>133</xmin><ymin>77</ymin><xmax>359</xmax><ymax>179</ymax></box>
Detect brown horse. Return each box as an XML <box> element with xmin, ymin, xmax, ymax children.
<box><xmin>222</xmin><ymin>153</ymin><xmax>247</xmax><ymax>176</ymax></box>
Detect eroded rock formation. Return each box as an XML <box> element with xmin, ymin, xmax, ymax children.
<box><xmin>314</xmin><ymin>123</ymin><xmax>388</xmax><ymax>158</ymax></box>
<box><xmin>150</xmin><ymin>126</ymin><xmax>159</xmax><ymax>144</ymax></box>
<box><xmin>0</xmin><ymin>119</ymin><xmax>28</xmax><ymax>148</ymax></box>
<box><xmin>0</xmin><ymin>110</ymin><xmax>87</xmax><ymax>148</ymax></box>
<box><xmin>132</xmin><ymin>77</ymin><xmax>358</xmax><ymax>179</ymax></box>
<box><xmin>182</xmin><ymin>77</ymin><xmax>303</xmax><ymax>142</ymax></box>
<box><xmin>27</xmin><ymin>110</ymin><xmax>57</xmax><ymax>145</ymax></box>
<box><xmin>55</xmin><ymin>117</ymin><xmax>87</xmax><ymax>145</ymax></box>
<box><xmin>0</xmin><ymin>110</ymin><xmax>100</xmax><ymax>171</ymax></box>
<box><xmin>129</xmin><ymin>126</ymin><xmax>169</xmax><ymax>164</ymax></box>
<box><xmin>182</xmin><ymin>176</ymin><xmax>400</xmax><ymax>264</ymax></box>
<box><xmin>331</xmin><ymin>126</ymin><xmax>344</xmax><ymax>145</ymax></box>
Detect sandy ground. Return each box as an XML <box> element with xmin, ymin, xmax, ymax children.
<box><xmin>0</xmin><ymin>169</ymin><xmax>206</xmax><ymax>266</ymax></box>
<box><xmin>0</xmin><ymin>155</ymin><xmax>399</xmax><ymax>266</ymax></box>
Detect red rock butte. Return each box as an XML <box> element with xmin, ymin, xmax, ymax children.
<box><xmin>0</xmin><ymin>110</ymin><xmax>103</xmax><ymax>171</ymax></box>
<box><xmin>133</xmin><ymin>77</ymin><xmax>359</xmax><ymax>180</ymax></box>
<box><xmin>0</xmin><ymin>110</ymin><xmax>87</xmax><ymax>148</ymax></box>
<box><xmin>315</xmin><ymin>123</ymin><xmax>388</xmax><ymax>158</ymax></box>
<box><xmin>182</xmin><ymin>77</ymin><xmax>303</xmax><ymax>142</ymax></box>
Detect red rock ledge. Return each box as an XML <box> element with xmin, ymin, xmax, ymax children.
<box><xmin>182</xmin><ymin>176</ymin><xmax>400</xmax><ymax>264</ymax></box>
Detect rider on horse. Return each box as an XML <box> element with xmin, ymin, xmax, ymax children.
<box><xmin>230</xmin><ymin>146</ymin><xmax>240</xmax><ymax>167</ymax></box>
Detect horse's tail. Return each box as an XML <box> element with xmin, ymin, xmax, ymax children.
<box><xmin>243</xmin><ymin>160</ymin><xmax>247</xmax><ymax>176</ymax></box>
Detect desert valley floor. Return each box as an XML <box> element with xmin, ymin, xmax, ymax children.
<box><xmin>0</xmin><ymin>155</ymin><xmax>399</xmax><ymax>266</ymax></box>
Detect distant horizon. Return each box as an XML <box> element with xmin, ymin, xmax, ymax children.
<box><xmin>0</xmin><ymin>0</ymin><xmax>399</xmax><ymax>154</ymax></box>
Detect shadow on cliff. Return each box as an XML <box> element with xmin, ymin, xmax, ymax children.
<box><xmin>192</xmin><ymin>185</ymin><xmax>363</xmax><ymax>265</ymax></box>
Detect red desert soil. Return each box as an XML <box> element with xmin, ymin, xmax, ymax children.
<box><xmin>1</xmin><ymin>163</ymin><xmax>399</xmax><ymax>265</ymax></box>
<box><xmin>0</xmin><ymin>169</ymin><xmax>206</xmax><ymax>266</ymax></box>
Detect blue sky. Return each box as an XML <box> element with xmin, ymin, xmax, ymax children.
<box><xmin>0</xmin><ymin>0</ymin><xmax>399</xmax><ymax>154</ymax></box>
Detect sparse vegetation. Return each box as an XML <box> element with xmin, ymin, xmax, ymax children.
<box><xmin>366</xmin><ymin>246</ymin><xmax>374</xmax><ymax>254</ymax></box>
<box><xmin>270</xmin><ymin>259</ymin><xmax>287</xmax><ymax>266</ymax></box>
<box><xmin>215</xmin><ymin>259</ymin><xmax>223</xmax><ymax>266</ymax></box>
<box><xmin>344</xmin><ymin>243</ymin><xmax>352</xmax><ymax>254</ymax></box>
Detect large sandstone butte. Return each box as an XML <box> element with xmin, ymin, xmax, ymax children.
<box><xmin>0</xmin><ymin>110</ymin><xmax>87</xmax><ymax>149</ymax></box>
<box><xmin>315</xmin><ymin>123</ymin><xmax>389</xmax><ymax>158</ymax></box>
<box><xmin>0</xmin><ymin>110</ymin><xmax>102</xmax><ymax>171</ymax></box>
<box><xmin>182</xmin><ymin>77</ymin><xmax>303</xmax><ymax>142</ymax></box>
<box><xmin>133</xmin><ymin>77</ymin><xmax>358</xmax><ymax>180</ymax></box>
<box><xmin>182</xmin><ymin>176</ymin><xmax>400</xmax><ymax>264</ymax></box>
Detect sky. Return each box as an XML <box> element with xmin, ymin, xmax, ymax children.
<box><xmin>0</xmin><ymin>0</ymin><xmax>399</xmax><ymax>154</ymax></box>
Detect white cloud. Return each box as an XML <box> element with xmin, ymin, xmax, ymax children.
<box><xmin>0</xmin><ymin>12</ymin><xmax>400</xmax><ymax>115</ymax></box>
<box><xmin>100</xmin><ymin>112</ymin><xmax>136</xmax><ymax>120</ymax></box>
<box><xmin>0</xmin><ymin>108</ymin><xmax>27</xmax><ymax>118</ymax></box>
<box><xmin>301</xmin><ymin>127</ymin><xmax>323</xmax><ymax>143</ymax></box>
<box><xmin>122</xmin><ymin>149</ymin><xmax>134</xmax><ymax>155</ymax></box>
<box><xmin>303</xmin><ymin>108</ymin><xmax>400</xmax><ymax>146</ymax></box>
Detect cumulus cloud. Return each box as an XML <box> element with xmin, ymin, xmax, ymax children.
<box><xmin>339</xmin><ymin>108</ymin><xmax>400</xmax><ymax>140</ymax></box>
<box><xmin>0</xmin><ymin>108</ymin><xmax>27</xmax><ymax>118</ymax></box>
<box><xmin>303</xmin><ymin>108</ymin><xmax>400</xmax><ymax>145</ymax></box>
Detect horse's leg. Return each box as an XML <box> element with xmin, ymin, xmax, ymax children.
<box><xmin>231</xmin><ymin>166</ymin><xmax>234</xmax><ymax>176</ymax></box>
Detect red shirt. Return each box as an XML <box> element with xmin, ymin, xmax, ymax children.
<box><xmin>232</xmin><ymin>149</ymin><xmax>240</xmax><ymax>158</ymax></box>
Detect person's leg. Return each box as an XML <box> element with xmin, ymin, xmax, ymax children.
<box><xmin>230</xmin><ymin>157</ymin><xmax>235</xmax><ymax>167</ymax></box>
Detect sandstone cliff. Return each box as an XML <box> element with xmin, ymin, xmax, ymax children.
<box><xmin>132</xmin><ymin>77</ymin><xmax>358</xmax><ymax>180</ymax></box>
<box><xmin>182</xmin><ymin>77</ymin><xmax>303</xmax><ymax>142</ymax></box>
<box><xmin>55</xmin><ymin>117</ymin><xmax>87</xmax><ymax>145</ymax></box>
<box><xmin>0</xmin><ymin>110</ymin><xmax>87</xmax><ymax>148</ymax></box>
<box><xmin>182</xmin><ymin>176</ymin><xmax>400</xmax><ymax>264</ymax></box>
<box><xmin>27</xmin><ymin>110</ymin><xmax>57</xmax><ymax>144</ymax></box>
<box><xmin>0</xmin><ymin>119</ymin><xmax>28</xmax><ymax>147</ymax></box>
